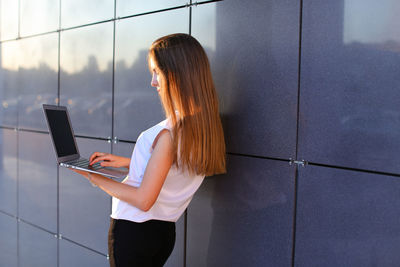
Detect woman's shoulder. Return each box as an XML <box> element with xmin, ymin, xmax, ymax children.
<box><xmin>141</xmin><ymin>119</ymin><xmax>171</xmax><ymax>139</ymax></box>
<box><xmin>157</xmin><ymin>118</ymin><xmax>172</xmax><ymax>130</ymax></box>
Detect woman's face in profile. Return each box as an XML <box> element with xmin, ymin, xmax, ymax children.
<box><xmin>150</xmin><ymin>58</ymin><xmax>163</xmax><ymax>94</ymax></box>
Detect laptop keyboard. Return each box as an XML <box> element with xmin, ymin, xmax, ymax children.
<box><xmin>67</xmin><ymin>158</ymin><xmax>103</xmax><ymax>170</ymax></box>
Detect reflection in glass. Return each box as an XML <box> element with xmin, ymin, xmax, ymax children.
<box><xmin>0</xmin><ymin>34</ymin><xmax>58</xmax><ymax>130</ymax></box>
<box><xmin>191</xmin><ymin>3</ymin><xmax>217</xmax><ymax>52</ymax></box>
<box><xmin>0</xmin><ymin>129</ymin><xmax>17</xmax><ymax>216</ymax></box>
<box><xmin>61</xmin><ymin>25</ymin><xmax>112</xmax><ymax>74</ymax></box>
<box><xmin>0</xmin><ymin>0</ymin><xmax>18</xmax><ymax>41</ymax></box>
<box><xmin>192</xmin><ymin>0</ymin><xmax>299</xmax><ymax>158</ymax></box>
<box><xmin>299</xmin><ymin>0</ymin><xmax>400</xmax><ymax>173</ymax></box>
<box><xmin>0</xmin><ymin>214</ymin><xmax>17</xmax><ymax>266</ymax></box>
<box><xmin>19</xmin><ymin>222</ymin><xmax>57</xmax><ymax>266</ymax></box>
<box><xmin>116</xmin><ymin>0</ymin><xmax>187</xmax><ymax>18</ymax></box>
<box><xmin>114</xmin><ymin>8</ymin><xmax>189</xmax><ymax>141</ymax></box>
<box><xmin>60</xmin><ymin>23</ymin><xmax>113</xmax><ymax>138</ymax></box>
<box><xmin>0</xmin><ymin>41</ymin><xmax>19</xmax><ymax>127</ymax></box>
<box><xmin>59</xmin><ymin>138</ymin><xmax>111</xmax><ymax>254</ymax></box>
<box><xmin>59</xmin><ymin>239</ymin><xmax>109</xmax><ymax>267</ymax></box>
<box><xmin>18</xmin><ymin>131</ymin><xmax>58</xmax><ymax>233</ymax></box>
<box><xmin>188</xmin><ymin>156</ymin><xmax>294</xmax><ymax>266</ymax></box>
<box><xmin>20</xmin><ymin>0</ymin><xmax>59</xmax><ymax>36</ymax></box>
<box><xmin>296</xmin><ymin>166</ymin><xmax>400</xmax><ymax>265</ymax></box>
<box><xmin>17</xmin><ymin>34</ymin><xmax>59</xmax><ymax>131</ymax></box>
<box><xmin>61</xmin><ymin>0</ymin><xmax>114</xmax><ymax>29</ymax></box>
<box><xmin>112</xmin><ymin>142</ymin><xmax>135</xmax><ymax>158</ymax></box>
<box><xmin>344</xmin><ymin>0</ymin><xmax>400</xmax><ymax>47</ymax></box>
<box><xmin>1</xmin><ymin>33</ymin><xmax>58</xmax><ymax>71</ymax></box>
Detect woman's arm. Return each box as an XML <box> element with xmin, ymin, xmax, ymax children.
<box><xmin>89</xmin><ymin>152</ymin><xmax>131</xmax><ymax>169</ymax></box>
<box><xmin>73</xmin><ymin>129</ymin><xmax>173</xmax><ymax>211</ymax></box>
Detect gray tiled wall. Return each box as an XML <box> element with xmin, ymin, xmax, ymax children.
<box><xmin>0</xmin><ymin>0</ymin><xmax>399</xmax><ymax>266</ymax></box>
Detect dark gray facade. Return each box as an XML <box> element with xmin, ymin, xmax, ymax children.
<box><xmin>0</xmin><ymin>0</ymin><xmax>399</xmax><ymax>266</ymax></box>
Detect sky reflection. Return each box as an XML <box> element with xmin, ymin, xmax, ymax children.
<box><xmin>20</xmin><ymin>0</ymin><xmax>59</xmax><ymax>37</ymax></box>
<box><xmin>1</xmin><ymin>33</ymin><xmax>58</xmax><ymax>71</ymax></box>
<box><xmin>0</xmin><ymin>0</ymin><xmax>18</xmax><ymax>41</ymax></box>
<box><xmin>344</xmin><ymin>0</ymin><xmax>400</xmax><ymax>45</ymax></box>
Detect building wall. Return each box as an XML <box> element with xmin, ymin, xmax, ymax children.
<box><xmin>0</xmin><ymin>0</ymin><xmax>399</xmax><ymax>266</ymax></box>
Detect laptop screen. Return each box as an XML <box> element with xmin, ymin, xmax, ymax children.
<box><xmin>45</xmin><ymin>108</ymin><xmax>78</xmax><ymax>157</ymax></box>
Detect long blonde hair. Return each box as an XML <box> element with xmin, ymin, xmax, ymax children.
<box><xmin>148</xmin><ymin>33</ymin><xmax>226</xmax><ymax>176</ymax></box>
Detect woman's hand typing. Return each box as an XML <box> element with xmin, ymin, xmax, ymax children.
<box><xmin>89</xmin><ymin>152</ymin><xmax>130</xmax><ymax>169</ymax></box>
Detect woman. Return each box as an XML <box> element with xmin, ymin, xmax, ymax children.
<box><xmin>73</xmin><ymin>33</ymin><xmax>226</xmax><ymax>267</ymax></box>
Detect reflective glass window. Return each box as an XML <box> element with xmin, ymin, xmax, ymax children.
<box><xmin>18</xmin><ymin>132</ymin><xmax>58</xmax><ymax>232</ymax></box>
<box><xmin>19</xmin><ymin>222</ymin><xmax>57</xmax><ymax>266</ymax></box>
<box><xmin>0</xmin><ymin>129</ymin><xmax>17</xmax><ymax>215</ymax></box>
<box><xmin>114</xmin><ymin>9</ymin><xmax>189</xmax><ymax>141</ymax></box>
<box><xmin>59</xmin><ymin>239</ymin><xmax>109</xmax><ymax>267</ymax></box>
<box><xmin>20</xmin><ymin>0</ymin><xmax>59</xmax><ymax>36</ymax></box>
<box><xmin>60</xmin><ymin>23</ymin><xmax>113</xmax><ymax>138</ymax></box>
<box><xmin>61</xmin><ymin>0</ymin><xmax>114</xmax><ymax>29</ymax></box>
<box><xmin>117</xmin><ymin>0</ymin><xmax>187</xmax><ymax>18</ymax></box>
<box><xmin>298</xmin><ymin>0</ymin><xmax>400</xmax><ymax>173</ymax></box>
<box><xmin>0</xmin><ymin>214</ymin><xmax>17</xmax><ymax>266</ymax></box>
<box><xmin>191</xmin><ymin>1</ymin><xmax>300</xmax><ymax>158</ymax></box>
<box><xmin>59</xmin><ymin>138</ymin><xmax>111</xmax><ymax>254</ymax></box>
<box><xmin>17</xmin><ymin>33</ymin><xmax>59</xmax><ymax>131</ymax></box>
<box><xmin>0</xmin><ymin>0</ymin><xmax>18</xmax><ymax>40</ymax></box>
<box><xmin>187</xmin><ymin>156</ymin><xmax>294</xmax><ymax>266</ymax></box>
<box><xmin>0</xmin><ymin>40</ymin><xmax>19</xmax><ymax>127</ymax></box>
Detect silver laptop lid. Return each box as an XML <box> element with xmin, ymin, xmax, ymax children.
<box><xmin>43</xmin><ymin>104</ymin><xmax>80</xmax><ymax>163</ymax></box>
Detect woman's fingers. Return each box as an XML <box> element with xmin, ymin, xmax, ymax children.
<box><xmin>89</xmin><ymin>152</ymin><xmax>103</xmax><ymax>162</ymax></box>
<box><xmin>89</xmin><ymin>152</ymin><xmax>109</xmax><ymax>165</ymax></box>
<box><xmin>99</xmin><ymin>161</ymin><xmax>113</xmax><ymax>167</ymax></box>
<box><xmin>88</xmin><ymin>152</ymin><xmax>125</xmax><ymax>168</ymax></box>
<box><xmin>90</xmin><ymin>156</ymin><xmax>109</xmax><ymax>165</ymax></box>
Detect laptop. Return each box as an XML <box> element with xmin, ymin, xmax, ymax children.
<box><xmin>43</xmin><ymin>104</ymin><xmax>128</xmax><ymax>179</ymax></box>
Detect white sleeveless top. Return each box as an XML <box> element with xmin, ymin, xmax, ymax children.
<box><xmin>111</xmin><ymin>119</ymin><xmax>205</xmax><ymax>222</ymax></box>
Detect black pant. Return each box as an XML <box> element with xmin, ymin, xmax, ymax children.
<box><xmin>108</xmin><ymin>218</ymin><xmax>176</xmax><ymax>267</ymax></box>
